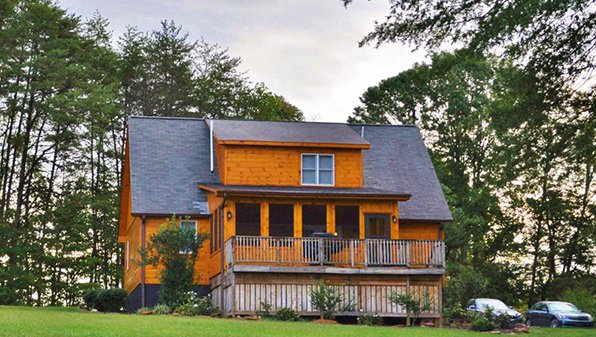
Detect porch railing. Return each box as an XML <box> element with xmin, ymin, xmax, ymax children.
<box><xmin>225</xmin><ymin>236</ymin><xmax>445</xmax><ymax>269</ymax></box>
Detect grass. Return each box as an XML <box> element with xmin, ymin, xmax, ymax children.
<box><xmin>0</xmin><ymin>306</ymin><xmax>594</xmax><ymax>337</ymax></box>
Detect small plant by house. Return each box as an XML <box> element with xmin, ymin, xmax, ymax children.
<box><xmin>139</xmin><ymin>215</ymin><xmax>209</xmax><ymax>308</ymax></box>
<box><xmin>358</xmin><ymin>312</ymin><xmax>381</xmax><ymax>326</ymax></box>
<box><xmin>389</xmin><ymin>291</ymin><xmax>432</xmax><ymax>326</ymax></box>
<box><xmin>152</xmin><ymin>304</ymin><xmax>172</xmax><ymax>315</ymax></box>
<box><xmin>275</xmin><ymin>307</ymin><xmax>299</xmax><ymax>321</ymax></box>
<box><xmin>469</xmin><ymin>316</ymin><xmax>496</xmax><ymax>331</ymax></box>
<box><xmin>174</xmin><ymin>291</ymin><xmax>219</xmax><ymax>316</ymax></box>
<box><xmin>83</xmin><ymin>288</ymin><xmax>128</xmax><ymax>312</ymax></box>
<box><xmin>309</xmin><ymin>283</ymin><xmax>344</xmax><ymax>320</ymax></box>
<box><xmin>257</xmin><ymin>301</ymin><xmax>272</xmax><ymax>318</ymax></box>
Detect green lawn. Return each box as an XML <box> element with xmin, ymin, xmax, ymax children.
<box><xmin>0</xmin><ymin>306</ymin><xmax>593</xmax><ymax>337</ymax></box>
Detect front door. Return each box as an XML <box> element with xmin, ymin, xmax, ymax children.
<box><xmin>365</xmin><ymin>214</ymin><xmax>391</xmax><ymax>264</ymax></box>
<box><xmin>365</xmin><ymin>214</ymin><xmax>390</xmax><ymax>239</ymax></box>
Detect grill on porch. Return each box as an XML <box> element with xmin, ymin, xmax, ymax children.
<box><xmin>225</xmin><ymin>235</ymin><xmax>445</xmax><ymax>269</ymax></box>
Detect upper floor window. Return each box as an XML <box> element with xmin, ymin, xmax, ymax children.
<box><xmin>301</xmin><ymin>154</ymin><xmax>334</xmax><ymax>186</ymax></box>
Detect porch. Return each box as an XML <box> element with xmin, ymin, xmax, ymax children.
<box><xmin>225</xmin><ymin>235</ymin><xmax>446</xmax><ymax>272</ymax></box>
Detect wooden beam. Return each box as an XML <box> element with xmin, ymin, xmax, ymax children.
<box><xmin>232</xmin><ymin>265</ymin><xmax>445</xmax><ymax>275</ymax></box>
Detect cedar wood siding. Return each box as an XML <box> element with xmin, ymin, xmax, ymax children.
<box><xmin>398</xmin><ymin>221</ymin><xmax>444</xmax><ymax>241</ymax></box>
<box><xmin>205</xmin><ymin>194</ymin><xmax>400</xmax><ymax>281</ymax></box>
<box><xmin>122</xmin><ymin>215</ymin><xmax>212</xmax><ymax>293</ymax></box>
<box><xmin>216</xmin><ymin>142</ymin><xmax>363</xmax><ymax>188</ymax></box>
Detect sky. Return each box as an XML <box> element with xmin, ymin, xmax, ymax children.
<box><xmin>58</xmin><ymin>0</ymin><xmax>428</xmax><ymax>122</ymax></box>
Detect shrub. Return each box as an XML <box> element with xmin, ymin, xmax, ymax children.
<box><xmin>176</xmin><ymin>303</ymin><xmax>199</xmax><ymax>316</ymax></box>
<box><xmin>83</xmin><ymin>288</ymin><xmax>127</xmax><ymax>312</ymax></box>
<box><xmin>359</xmin><ymin>312</ymin><xmax>381</xmax><ymax>326</ymax></box>
<box><xmin>153</xmin><ymin>304</ymin><xmax>171</xmax><ymax>315</ymax></box>
<box><xmin>309</xmin><ymin>283</ymin><xmax>343</xmax><ymax>320</ymax></box>
<box><xmin>389</xmin><ymin>292</ymin><xmax>432</xmax><ymax>326</ymax></box>
<box><xmin>257</xmin><ymin>301</ymin><xmax>272</xmax><ymax>317</ymax></box>
<box><xmin>470</xmin><ymin>316</ymin><xmax>496</xmax><ymax>331</ymax></box>
<box><xmin>83</xmin><ymin>288</ymin><xmax>102</xmax><ymax>310</ymax></box>
<box><xmin>275</xmin><ymin>307</ymin><xmax>299</xmax><ymax>321</ymax></box>
<box><xmin>443</xmin><ymin>302</ymin><xmax>467</xmax><ymax>321</ymax></box>
<box><xmin>174</xmin><ymin>291</ymin><xmax>219</xmax><ymax>316</ymax></box>
<box><xmin>139</xmin><ymin>216</ymin><xmax>209</xmax><ymax>308</ymax></box>
<box><xmin>97</xmin><ymin>288</ymin><xmax>128</xmax><ymax>312</ymax></box>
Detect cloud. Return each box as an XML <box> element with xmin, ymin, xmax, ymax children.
<box><xmin>59</xmin><ymin>0</ymin><xmax>428</xmax><ymax>122</ymax></box>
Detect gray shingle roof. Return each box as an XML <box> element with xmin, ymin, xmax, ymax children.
<box><xmin>211</xmin><ymin>119</ymin><xmax>369</xmax><ymax>147</ymax></box>
<box><xmin>128</xmin><ymin>117</ymin><xmax>219</xmax><ymax>216</ymax></box>
<box><xmin>126</xmin><ymin>117</ymin><xmax>452</xmax><ymax>222</ymax></box>
<box><xmin>349</xmin><ymin>124</ymin><xmax>453</xmax><ymax>222</ymax></box>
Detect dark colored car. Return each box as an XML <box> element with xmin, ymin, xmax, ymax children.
<box><xmin>467</xmin><ymin>298</ymin><xmax>523</xmax><ymax>326</ymax></box>
<box><xmin>526</xmin><ymin>301</ymin><xmax>593</xmax><ymax>328</ymax></box>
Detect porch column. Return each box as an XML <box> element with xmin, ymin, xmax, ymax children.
<box><xmin>260</xmin><ymin>201</ymin><xmax>269</xmax><ymax>237</ymax></box>
<box><xmin>326</xmin><ymin>204</ymin><xmax>335</xmax><ymax>234</ymax></box>
<box><xmin>293</xmin><ymin>202</ymin><xmax>302</xmax><ymax>237</ymax></box>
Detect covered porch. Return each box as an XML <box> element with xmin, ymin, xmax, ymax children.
<box><xmin>225</xmin><ymin>235</ymin><xmax>445</xmax><ymax>271</ymax></box>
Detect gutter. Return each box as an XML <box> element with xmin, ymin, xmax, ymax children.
<box><xmin>219</xmin><ymin>194</ymin><xmax>227</xmax><ymax>315</ymax></box>
<box><xmin>141</xmin><ymin>215</ymin><xmax>146</xmax><ymax>308</ymax></box>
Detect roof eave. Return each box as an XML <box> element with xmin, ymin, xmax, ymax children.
<box><xmin>198</xmin><ymin>184</ymin><xmax>411</xmax><ymax>201</ymax></box>
<box><xmin>217</xmin><ymin>139</ymin><xmax>370</xmax><ymax>150</ymax></box>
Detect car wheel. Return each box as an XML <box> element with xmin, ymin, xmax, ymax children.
<box><xmin>550</xmin><ymin>318</ymin><xmax>559</xmax><ymax>328</ymax></box>
<box><xmin>525</xmin><ymin>318</ymin><xmax>531</xmax><ymax>327</ymax></box>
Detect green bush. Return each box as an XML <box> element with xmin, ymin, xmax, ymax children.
<box><xmin>257</xmin><ymin>301</ymin><xmax>272</xmax><ymax>317</ymax></box>
<box><xmin>309</xmin><ymin>283</ymin><xmax>343</xmax><ymax>320</ymax></box>
<box><xmin>275</xmin><ymin>307</ymin><xmax>299</xmax><ymax>321</ymax></box>
<box><xmin>174</xmin><ymin>292</ymin><xmax>219</xmax><ymax>316</ymax></box>
<box><xmin>175</xmin><ymin>303</ymin><xmax>198</xmax><ymax>316</ymax></box>
<box><xmin>83</xmin><ymin>288</ymin><xmax>102</xmax><ymax>310</ymax></box>
<box><xmin>139</xmin><ymin>216</ymin><xmax>209</xmax><ymax>308</ymax></box>
<box><xmin>389</xmin><ymin>292</ymin><xmax>432</xmax><ymax>326</ymax></box>
<box><xmin>97</xmin><ymin>288</ymin><xmax>128</xmax><ymax>312</ymax></box>
<box><xmin>359</xmin><ymin>312</ymin><xmax>381</xmax><ymax>326</ymax></box>
<box><xmin>470</xmin><ymin>316</ymin><xmax>496</xmax><ymax>331</ymax></box>
<box><xmin>153</xmin><ymin>304</ymin><xmax>171</xmax><ymax>315</ymax></box>
<box><xmin>83</xmin><ymin>288</ymin><xmax>127</xmax><ymax>312</ymax></box>
<box><xmin>443</xmin><ymin>302</ymin><xmax>467</xmax><ymax>321</ymax></box>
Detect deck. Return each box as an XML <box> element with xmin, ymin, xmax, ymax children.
<box><xmin>213</xmin><ymin>236</ymin><xmax>445</xmax><ymax>319</ymax></box>
<box><xmin>225</xmin><ymin>235</ymin><xmax>445</xmax><ymax>273</ymax></box>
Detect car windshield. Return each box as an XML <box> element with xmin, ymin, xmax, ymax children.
<box><xmin>549</xmin><ymin>303</ymin><xmax>579</xmax><ymax>312</ymax></box>
<box><xmin>477</xmin><ymin>299</ymin><xmax>508</xmax><ymax>311</ymax></box>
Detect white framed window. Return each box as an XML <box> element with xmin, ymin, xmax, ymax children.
<box><xmin>180</xmin><ymin>220</ymin><xmax>198</xmax><ymax>254</ymax></box>
<box><xmin>125</xmin><ymin>241</ymin><xmax>130</xmax><ymax>271</ymax></box>
<box><xmin>301</xmin><ymin>154</ymin><xmax>334</xmax><ymax>186</ymax></box>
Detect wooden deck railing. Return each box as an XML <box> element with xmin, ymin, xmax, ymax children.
<box><xmin>225</xmin><ymin>236</ymin><xmax>445</xmax><ymax>269</ymax></box>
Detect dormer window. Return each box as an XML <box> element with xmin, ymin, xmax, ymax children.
<box><xmin>301</xmin><ymin>154</ymin><xmax>334</xmax><ymax>186</ymax></box>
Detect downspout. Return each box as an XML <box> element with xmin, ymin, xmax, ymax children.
<box><xmin>141</xmin><ymin>215</ymin><xmax>147</xmax><ymax>308</ymax></box>
<box><xmin>219</xmin><ymin>194</ymin><xmax>227</xmax><ymax>315</ymax></box>
<box><xmin>360</xmin><ymin>126</ymin><xmax>364</xmax><ymax>138</ymax></box>
<box><xmin>209</xmin><ymin>120</ymin><xmax>214</xmax><ymax>174</ymax></box>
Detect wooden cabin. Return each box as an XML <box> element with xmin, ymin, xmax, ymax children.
<box><xmin>118</xmin><ymin>117</ymin><xmax>452</xmax><ymax>322</ymax></box>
